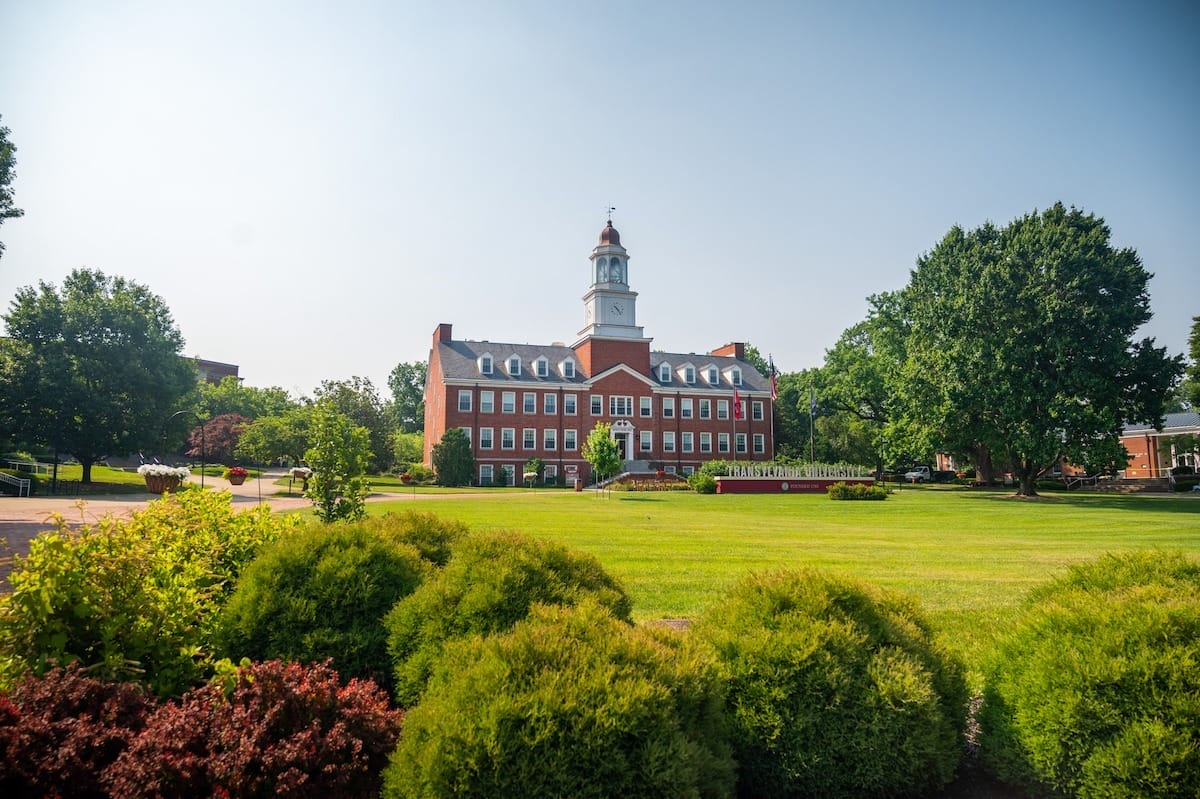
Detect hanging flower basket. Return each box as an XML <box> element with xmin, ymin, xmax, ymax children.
<box><xmin>399</xmin><ymin>473</ymin><xmax>414</xmax><ymax>484</ymax></box>
<box><xmin>138</xmin><ymin>464</ymin><xmax>190</xmax><ymax>494</ymax></box>
<box><xmin>224</xmin><ymin>466</ymin><xmax>249</xmax><ymax>485</ymax></box>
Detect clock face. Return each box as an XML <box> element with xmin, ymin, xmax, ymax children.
<box><xmin>610</xmin><ymin>301</ymin><xmax>624</xmax><ymax>317</ymax></box>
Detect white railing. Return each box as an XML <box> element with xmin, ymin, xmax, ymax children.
<box><xmin>3</xmin><ymin>459</ymin><xmax>53</xmax><ymax>475</ymax></box>
<box><xmin>0</xmin><ymin>471</ymin><xmax>32</xmax><ymax>497</ymax></box>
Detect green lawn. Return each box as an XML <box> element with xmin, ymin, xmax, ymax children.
<box><xmin>365</xmin><ymin>487</ymin><xmax>1200</xmax><ymax>677</ymax></box>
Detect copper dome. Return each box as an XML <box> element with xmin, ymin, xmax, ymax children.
<box><xmin>598</xmin><ymin>221</ymin><xmax>621</xmax><ymax>246</ymax></box>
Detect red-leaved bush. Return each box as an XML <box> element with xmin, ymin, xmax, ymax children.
<box><xmin>0</xmin><ymin>665</ymin><xmax>155</xmax><ymax>798</ymax></box>
<box><xmin>104</xmin><ymin>659</ymin><xmax>402</xmax><ymax>799</ymax></box>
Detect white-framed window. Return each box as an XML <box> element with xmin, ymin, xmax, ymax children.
<box><xmin>730</xmin><ymin>367</ymin><xmax>742</xmax><ymax>386</ymax></box>
<box><xmin>543</xmin><ymin>429</ymin><xmax>557</xmax><ymax>450</ymax></box>
<box><xmin>681</xmin><ymin>465</ymin><xmax>695</xmax><ymax>476</ymax></box>
<box><xmin>564</xmin><ymin>429</ymin><xmax>578</xmax><ymax>450</ymax></box>
<box><xmin>609</xmin><ymin>396</ymin><xmax>633</xmax><ymax>416</ymax></box>
<box><xmin>590</xmin><ymin>395</ymin><xmax>603</xmax><ymax>415</ymax></box>
<box><xmin>680</xmin><ymin>398</ymin><xmax>693</xmax><ymax>419</ymax></box>
<box><xmin>662</xmin><ymin>397</ymin><xmax>675</xmax><ymax>418</ymax></box>
<box><xmin>523</xmin><ymin>428</ymin><xmax>536</xmax><ymax>450</ymax></box>
<box><xmin>718</xmin><ymin>433</ymin><xmax>730</xmax><ymax>453</ymax></box>
<box><xmin>753</xmin><ymin>433</ymin><xmax>765</xmax><ymax>454</ymax></box>
<box><xmin>523</xmin><ymin>392</ymin><xmax>537</xmax><ymax>414</ymax></box>
<box><xmin>658</xmin><ymin>363</ymin><xmax>672</xmax><ymax>382</ymax></box>
<box><xmin>480</xmin><ymin>390</ymin><xmax>494</xmax><ymax>413</ymax></box>
<box><xmin>736</xmin><ymin>433</ymin><xmax>747</xmax><ymax>453</ymax></box>
<box><xmin>682</xmin><ymin>431</ymin><xmax>694</xmax><ymax>453</ymax></box>
<box><xmin>663</xmin><ymin>431</ymin><xmax>676</xmax><ymax>453</ymax></box>
<box><xmin>506</xmin><ymin>465</ymin><xmax>518</xmax><ymax>486</ymax></box>
<box><xmin>717</xmin><ymin>399</ymin><xmax>729</xmax><ymax>420</ymax></box>
<box><xmin>507</xmin><ymin>355</ymin><xmax>521</xmax><ymax>376</ymax></box>
<box><xmin>564</xmin><ymin>394</ymin><xmax>577</xmax><ymax>415</ymax></box>
<box><xmin>664</xmin><ymin>464</ymin><xmax>676</xmax><ymax>474</ymax></box>
<box><xmin>534</xmin><ymin>357</ymin><xmax>549</xmax><ymax>378</ymax></box>
<box><xmin>544</xmin><ymin>393</ymin><xmax>557</xmax><ymax>415</ymax></box>
<box><xmin>479</xmin><ymin>354</ymin><xmax>493</xmax><ymax>375</ymax></box>
<box><xmin>683</xmin><ymin>365</ymin><xmax>696</xmax><ymax>384</ymax></box>
<box><xmin>561</xmin><ymin>359</ymin><xmax>576</xmax><ymax>379</ymax></box>
<box><xmin>640</xmin><ymin>430</ymin><xmax>653</xmax><ymax>452</ymax></box>
<box><xmin>700</xmin><ymin>432</ymin><xmax>712</xmax><ymax>453</ymax></box>
<box><xmin>543</xmin><ymin>464</ymin><xmax>557</xmax><ymax>484</ymax></box>
<box><xmin>479</xmin><ymin>427</ymin><xmax>494</xmax><ymax>449</ymax></box>
<box><xmin>460</xmin><ymin>426</ymin><xmax>471</xmax><ymax>444</ymax></box>
<box><xmin>480</xmin><ymin>464</ymin><xmax>493</xmax><ymax>484</ymax></box>
<box><xmin>737</xmin><ymin>399</ymin><xmax>746</xmax><ymax>420</ymax></box>
<box><xmin>753</xmin><ymin>401</ymin><xmax>764</xmax><ymax>421</ymax></box>
<box><xmin>640</xmin><ymin>396</ymin><xmax>652</xmax><ymax>417</ymax></box>
<box><xmin>699</xmin><ymin>399</ymin><xmax>711</xmax><ymax>420</ymax></box>
<box><xmin>501</xmin><ymin>428</ymin><xmax>515</xmax><ymax>450</ymax></box>
<box><xmin>457</xmin><ymin>390</ymin><xmax>472</xmax><ymax>412</ymax></box>
<box><xmin>501</xmin><ymin>392</ymin><xmax>516</xmax><ymax>414</ymax></box>
<box><xmin>706</xmin><ymin>366</ymin><xmax>719</xmax><ymax>385</ymax></box>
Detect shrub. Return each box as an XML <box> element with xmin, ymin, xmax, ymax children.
<box><xmin>105</xmin><ymin>660</ymin><xmax>401</xmax><ymax>799</ymax></box>
<box><xmin>695</xmin><ymin>569</ymin><xmax>967</xmax><ymax>799</ymax></box>
<box><xmin>1173</xmin><ymin>477</ymin><xmax>1198</xmax><ymax>492</ymax></box>
<box><xmin>385</xmin><ymin>532</ymin><xmax>632</xmax><ymax>707</ymax></box>
<box><xmin>382</xmin><ymin>601</ymin><xmax>734</xmax><ymax>799</ymax></box>
<box><xmin>689</xmin><ymin>473</ymin><xmax>717</xmax><ymax>494</ymax></box>
<box><xmin>345</xmin><ymin>511</ymin><xmax>468</xmax><ymax>568</ymax></box>
<box><xmin>215</xmin><ymin>525</ymin><xmax>429</xmax><ymax>691</ymax></box>
<box><xmin>826</xmin><ymin>481</ymin><xmax>888</xmax><ymax>500</ymax></box>
<box><xmin>0</xmin><ymin>491</ymin><xmax>300</xmax><ymax>696</ymax></box>
<box><xmin>402</xmin><ymin>463</ymin><xmax>434</xmax><ymax>483</ymax></box>
<box><xmin>0</xmin><ymin>665</ymin><xmax>155</xmax><ymax>798</ymax></box>
<box><xmin>697</xmin><ymin>459</ymin><xmax>732</xmax><ymax>477</ymax></box>
<box><xmin>979</xmin><ymin>551</ymin><xmax>1200</xmax><ymax>798</ymax></box>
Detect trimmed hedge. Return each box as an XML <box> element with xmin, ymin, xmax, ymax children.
<box><xmin>827</xmin><ymin>481</ymin><xmax>888</xmax><ymax>500</ymax></box>
<box><xmin>385</xmin><ymin>532</ymin><xmax>632</xmax><ymax>707</ymax></box>
<box><xmin>695</xmin><ymin>569</ymin><xmax>967</xmax><ymax>798</ymax></box>
<box><xmin>344</xmin><ymin>510</ymin><xmax>469</xmax><ymax>568</ymax></box>
<box><xmin>215</xmin><ymin>524</ymin><xmax>430</xmax><ymax>691</ymax></box>
<box><xmin>980</xmin><ymin>550</ymin><xmax>1200</xmax><ymax>798</ymax></box>
<box><xmin>382</xmin><ymin>601</ymin><xmax>735</xmax><ymax>799</ymax></box>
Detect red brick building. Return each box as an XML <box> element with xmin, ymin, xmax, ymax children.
<box><xmin>1120</xmin><ymin>412</ymin><xmax>1200</xmax><ymax>478</ymax></box>
<box><xmin>423</xmin><ymin>220</ymin><xmax>775</xmax><ymax>484</ymax></box>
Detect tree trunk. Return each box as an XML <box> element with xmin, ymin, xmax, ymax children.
<box><xmin>81</xmin><ymin>457</ymin><xmax>94</xmax><ymax>484</ymax></box>
<box><xmin>1014</xmin><ymin>459</ymin><xmax>1040</xmax><ymax>497</ymax></box>
<box><xmin>967</xmin><ymin>445</ymin><xmax>995</xmax><ymax>485</ymax></box>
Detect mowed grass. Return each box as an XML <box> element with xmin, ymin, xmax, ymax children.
<box><xmin>365</xmin><ymin>487</ymin><xmax>1200</xmax><ymax>676</ymax></box>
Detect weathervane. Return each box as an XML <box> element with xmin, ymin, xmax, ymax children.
<box><xmin>606</xmin><ymin>205</ymin><xmax>616</xmax><ymax>224</ymax></box>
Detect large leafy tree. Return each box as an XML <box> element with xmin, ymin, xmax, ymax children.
<box><xmin>304</xmin><ymin>400</ymin><xmax>371</xmax><ymax>523</ymax></box>
<box><xmin>387</xmin><ymin>361</ymin><xmax>426</xmax><ymax>434</ymax></box>
<box><xmin>234</xmin><ymin>405</ymin><xmax>313</xmax><ymax>466</ymax></box>
<box><xmin>315</xmin><ymin>376</ymin><xmax>393</xmax><ymax>473</ymax></box>
<box><xmin>430</xmin><ymin>427</ymin><xmax>474</xmax><ymax>487</ymax></box>
<box><xmin>187</xmin><ymin>413</ymin><xmax>251</xmax><ymax>465</ymax></box>
<box><xmin>0</xmin><ymin>269</ymin><xmax>197</xmax><ymax>482</ymax></box>
<box><xmin>893</xmin><ymin>203</ymin><xmax>1181</xmax><ymax>496</ymax></box>
<box><xmin>1186</xmin><ymin>316</ymin><xmax>1200</xmax><ymax>410</ymax></box>
<box><xmin>198</xmin><ymin>376</ymin><xmax>295</xmax><ymax>420</ymax></box>
<box><xmin>0</xmin><ymin>115</ymin><xmax>22</xmax><ymax>260</ymax></box>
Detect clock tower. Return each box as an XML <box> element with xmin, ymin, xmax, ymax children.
<box><xmin>578</xmin><ymin>218</ymin><xmax>646</xmax><ymax>341</ymax></box>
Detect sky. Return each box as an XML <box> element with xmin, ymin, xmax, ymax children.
<box><xmin>1</xmin><ymin>1</ymin><xmax>1197</xmax><ymax>399</ymax></box>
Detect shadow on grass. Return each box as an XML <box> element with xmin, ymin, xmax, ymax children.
<box><xmin>959</xmin><ymin>490</ymin><xmax>1200</xmax><ymax>514</ymax></box>
<box><xmin>616</xmin><ymin>496</ymin><xmax>667</xmax><ymax>502</ymax></box>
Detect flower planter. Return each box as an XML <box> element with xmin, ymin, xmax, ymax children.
<box><xmin>228</xmin><ymin>474</ymin><xmax>247</xmax><ymax>486</ymax></box>
<box><xmin>145</xmin><ymin>475</ymin><xmax>181</xmax><ymax>494</ymax></box>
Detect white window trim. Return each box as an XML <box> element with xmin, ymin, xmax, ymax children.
<box><xmin>522</xmin><ymin>428</ymin><xmax>536</xmax><ymax>450</ymax></box>
<box><xmin>479</xmin><ymin>427</ymin><xmax>494</xmax><ymax>450</ymax></box>
<box><xmin>662</xmin><ymin>397</ymin><xmax>675</xmax><ymax>418</ymax></box>
<box><xmin>523</xmin><ymin>392</ymin><xmax>537</xmax><ymax>414</ymax></box>
<box><xmin>479</xmin><ymin>353</ymin><xmax>494</xmax><ymax>375</ymax></box>
<box><xmin>507</xmin><ymin>355</ymin><xmax>522</xmax><ymax>376</ymax></box>
<box><xmin>457</xmin><ymin>390</ymin><xmax>472</xmax><ymax>412</ymax></box>
<box><xmin>544</xmin><ymin>393</ymin><xmax>557</xmax><ymax>414</ymax></box>
<box><xmin>640</xmin><ymin>431</ymin><xmax>653</xmax><ymax>452</ymax></box>
<box><xmin>658</xmin><ymin>363</ymin><xmax>672</xmax><ymax>382</ymax></box>
<box><xmin>680</xmin><ymin>398</ymin><xmax>693</xmax><ymax>419</ymax></box>
<box><xmin>543</xmin><ymin>429</ymin><xmax>557</xmax><ymax>450</ymax></box>
<box><xmin>564</xmin><ymin>429</ymin><xmax>578</xmax><ymax>450</ymax></box>
<box><xmin>501</xmin><ymin>391</ymin><xmax>516</xmax><ymax>414</ymax></box>
<box><xmin>590</xmin><ymin>394</ymin><xmax>603</xmax><ymax>415</ymax></box>
<box><xmin>480</xmin><ymin>390</ymin><xmax>494</xmax><ymax>413</ymax></box>
<box><xmin>501</xmin><ymin>428</ymin><xmax>515</xmax><ymax>450</ymax></box>
<box><xmin>561</xmin><ymin>358</ymin><xmax>576</xmax><ymax>379</ymax></box>
<box><xmin>639</xmin><ymin>396</ymin><xmax>652</xmax><ymax>417</ymax></box>
<box><xmin>564</xmin><ymin>394</ymin><xmax>578</xmax><ymax>415</ymax></box>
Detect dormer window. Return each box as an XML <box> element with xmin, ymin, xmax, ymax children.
<box><xmin>730</xmin><ymin>366</ymin><xmax>742</xmax><ymax>386</ymax></box>
<box><xmin>658</xmin><ymin>363</ymin><xmax>672</xmax><ymax>383</ymax></box>
<box><xmin>561</xmin><ymin>359</ymin><xmax>576</xmax><ymax>379</ymax></box>
<box><xmin>534</xmin><ymin>357</ymin><xmax>549</xmax><ymax>378</ymax></box>
<box><xmin>507</xmin><ymin>356</ymin><xmax>521</xmax><ymax>376</ymax></box>
<box><xmin>683</xmin><ymin>365</ymin><xmax>696</xmax><ymax>384</ymax></box>
<box><xmin>706</xmin><ymin>366</ymin><xmax>719</xmax><ymax>385</ymax></box>
<box><xmin>479</xmin><ymin>353</ymin><xmax>493</xmax><ymax>375</ymax></box>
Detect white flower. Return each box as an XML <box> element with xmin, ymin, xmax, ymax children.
<box><xmin>137</xmin><ymin>464</ymin><xmax>191</xmax><ymax>480</ymax></box>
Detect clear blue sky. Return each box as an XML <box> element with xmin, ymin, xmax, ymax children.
<box><xmin>2</xmin><ymin>1</ymin><xmax>1197</xmax><ymax>397</ymax></box>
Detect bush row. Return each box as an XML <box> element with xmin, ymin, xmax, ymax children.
<box><xmin>827</xmin><ymin>480</ymin><xmax>889</xmax><ymax>500</ymax></box>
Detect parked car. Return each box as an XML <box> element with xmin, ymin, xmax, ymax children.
<box><xmin>903</xmin><ymin>466</ymin><xmax>932</xmax><ymax>483</ymax></box>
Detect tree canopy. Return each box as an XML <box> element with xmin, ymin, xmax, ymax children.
<box><xmin>198</xmin><ymin>376</ymin><xmax>295</xmax><ymax>420</ymax></box>
<box><xmin>889</xmin><ymin>203</ymin><xmax>1181</xmax><ymax>495</ymax></box>
<box><xmin>387</xmin><ymin>361</ymin><xmax>426</xmax><ymax>434</ymax></box>
<box><xmin>304</xmin><ymin>400</ymin><xmax>371</xmax><ymax>523</ymax></box>
<box><xmin>316</xmin><ymin>377</ymin><xmax>392</xmax><ymax>473</ymax></box>
<box><xmin>0</xmin><ymin>269</ymin><xmax>197</xmax><ymax>482</ymax></box>
<box><xmin>1186</xmin><ymin>316</ymin><xmax>1200</xmax><ymax>410</ymax></box>
<box><xmin>0</xmin><ymin>115</ymin><xmax>22</xmax><ymax>260</ymax></box>
<box><xmin>582</xmin><ymin>422</ymin><xmax>622</xmax><ymax>483</ymax></box>
<box><xmin>234</xmin><ymin>405</ymin><xmax>313</xmax><ymax>466</ymax></box>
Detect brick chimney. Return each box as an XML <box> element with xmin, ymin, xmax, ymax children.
<box><xmin>433</xmin><ymin>323</ymin><xmax>453</xmax><ymax>344</ymax></box>
<box><xmin>710</xmin><ymin>342</ymin><xmax>745</xmax><ymax>360</ymax></box>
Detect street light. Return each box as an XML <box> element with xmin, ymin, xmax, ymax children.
<box><xmin>164</xmin><ymin>410</ymin><xmax>206</xmax><ymax>489</ymax></box>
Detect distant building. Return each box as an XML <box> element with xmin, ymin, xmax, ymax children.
<box><xmin>1121</xmin><ymin>411</ymin><xmax>1200</xmax><ymax>477</ymax></box>
<box><xmin>195</xmin><ymin>358</ymin><xmax>239</xmax><ymax>385</ymax></box>
<box><xmin>422</xmin><ymin>220</ymin><xmax>775</xmax><ymax>484</ymax></box>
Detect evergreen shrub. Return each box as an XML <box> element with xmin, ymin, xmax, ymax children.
<box><xmin>826</xmin><ymin>481</ymin><xmax>888</xmax><ymax>500</ymax></box>
<box><xmin>345</xmin><ymin>511</ymin><xmax>467</xmax><ymax>567</ymax></box>
<box><xmin>385</xmin><ymin>532</ymin><xmax>631</xmax><ymax>706</ymax></box>
<box><xmin>382</xmin><ymin>601</ymin><xmax>735</xmax><ymax>799</ymax></box>
<box><xmin>215</xmin><ymin>524</ymin><xmax>429</xmax><ymax>690</ymax></box>
<box><xmin>689</xmin><ymin>473</ymin><xmax>717</xmax><ymax>493</ymax></box>
<box><xmin>105</xmin><ymin>660</ymin><xmax>401</xmax><ymax>799</ymax></box>
<box><xmin>695</xmin><ymin>569</ymin><xmax>967</xmax><ymax>799</ymax></box>
<box><xmin>0</xmin><ymin>665</ymin><xmax>155</xmax><ymax>798</ymax></box>
<box><xmin>0</xmin><ymin>492</ymin><xmax>299</xmax><ymax>695</ymax></box>
<box><xmin>980</xmin><ymin>551</ymin><xmax>1200</xmax><ymax>798</ymax></box>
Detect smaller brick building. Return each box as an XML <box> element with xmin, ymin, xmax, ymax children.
<box><xmin>1120</xmin><ymin>411</ymin><xmax>1200</xmax><ymax>477</ymax></box>
<box><xmin>423</xmin><ymin>220</ymin><xmax>775</xmax><ymax>484</ymax></box>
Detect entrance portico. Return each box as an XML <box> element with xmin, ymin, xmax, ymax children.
<box><xmin>611</xmin><ymin>419</ymin><xmax>635</xmax><ymax>467</ymax></box>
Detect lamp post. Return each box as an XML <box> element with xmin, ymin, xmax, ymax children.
<box><xmin>164</xmin><ymin>410</ymin><xmax>206</xmax><ymax>489</ymax></box>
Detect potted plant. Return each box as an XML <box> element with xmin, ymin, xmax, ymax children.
<box><xmin>137</xmin><ymin>463</ymin><xmax>190</xmax><ymax>494</ymax></box>
<box><xmin>224</xmin><ymin>466</ymin><xmax>249</xmax><ymax>485</ymax></box>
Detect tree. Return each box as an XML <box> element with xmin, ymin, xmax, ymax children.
<box><xmin>0</xmin><ymin>115</ymin><xmax>23</xmax><ymax>260</ymax></box>
<box><xmin>387</xmin><ymin>361</ymin><xmax>426</xmax><ymax>433</ymax></box>
<box><xmin>186</xmin><ymin>413</ymin><xmax>251</xmax><ymax>465</ymax></box>
<box><xmin>234</xmin><ymin>405</ymin><xmax>312</xmax><ymax>466</ymax></box>
<box><xmin>0</xmin><ymin>270</ymin><xmax>197</xmax><ymax>482</ymax></box>
<box><xmin>430</xmin><ymin>427</ymin><xmax>474</xmax><ymax>487</ymax></box>
<box><xmin>316</xmin><ymin>376</ymin><xmax>393</xmax><ymax>473</ymax></box>
<box><xmin>304</xmin><ymin>400</ymin><xmax>371</xmax><ymax>523</ymax></box>
<box><xmin>892</xmin><ymin>204</ymin><xmax>1182</xmax><ymax>496</ymax></box>
<box><xmin>197</xmin><ymin>376</ymin><xmax>295</xmax><ymax>420</ymax></box>
<box><xmin>1186</xmin><ymin>316</ymin><xmax>1200</xmax><ymax>409</ymax></box>
<box><xmin>392</xmin><ymin>430</ymin><xmax>424</xmax><ymax>469</ymax></box>
<box><xmin>582</xmin><ymin>422</ymin><xmax>621</xmax><ymax>483</ymax></box>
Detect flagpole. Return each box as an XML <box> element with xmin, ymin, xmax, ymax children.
<box><xmin>809</xmin><ymin>384</ymin><xmax>816</xmax><ymax>463</ymax></box>
<box><xmin>732</xmin><ymin>390</ymin><xmax>737</xmax><ymax>462</ymax></box>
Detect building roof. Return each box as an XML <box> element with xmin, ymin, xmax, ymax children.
<box><xmin>1123</xmin><ymin>411</ymin><xmax>1200</xmax><ymax>435</ymax></box>
<box><xmin>435</xmin><ymin>339</ymin><xmax>771</xmax><ymax>393</ymax></box>
<box><xmin>598</xmin><ymin>221</ymin><xmax>621</xmax><ymax>246</ymax></box>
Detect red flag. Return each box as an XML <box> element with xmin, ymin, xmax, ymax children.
<box><xmin>733</xmin><ymin>389</ymin><xmax>743</xmax><ymax>420</ymax></box>
<box><xmin>768</xmin><ymin>355</ymin><xmax>778</xmax><ymax>401</ymax></box>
